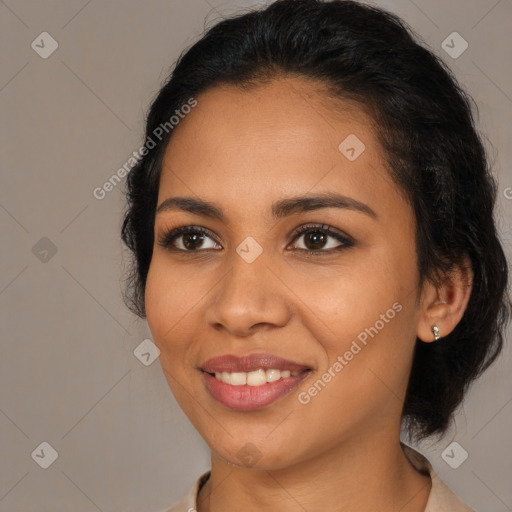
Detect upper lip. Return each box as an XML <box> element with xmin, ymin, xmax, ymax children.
<box><xmin>201</xmin><ymin>353</ymin><xmax>311</xmax><ymax>373</ymax></box>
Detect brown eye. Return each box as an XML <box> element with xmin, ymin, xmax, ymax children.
<box><xmin>304</xmin><ymin>231</ymin><xmax>328</xmax><ymax>250</ymax></box>
<box><xmin>158</xmin><ymin>227</ymin><xmax>221</xmax><ymax>252</ymax></box>
<box><xmin>289</xmin><ymin>224</ymin><xmax>355</xmax><ymax>255</ymax></box>
<box><xmin>182</xmin><ymin>232</ymin><xmax>206</xmax><ymax>250</ymax></box>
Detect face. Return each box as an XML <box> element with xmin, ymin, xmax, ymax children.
<box><xmin>145</xmin><ymin>77</ymin><xmax>423</xmax><ymax>469</ymax></box>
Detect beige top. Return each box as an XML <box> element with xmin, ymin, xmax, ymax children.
<box><xmin>162</xmin><ymin>444</ymin><xmax>475</xmax><ymax>512</ymax></box>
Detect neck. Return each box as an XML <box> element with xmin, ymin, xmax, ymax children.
<box><xmin>197</xmin><ymin>430</ymin><xmax>431</xmax><ymax>512</ymax></box>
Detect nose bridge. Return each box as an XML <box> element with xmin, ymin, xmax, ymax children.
<box><xmin>206</xmin><ymin>246</ymin><xmax>291</xmax><ymax>334</ymax></box>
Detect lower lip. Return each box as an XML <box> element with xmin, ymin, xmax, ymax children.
<box><xmin>202</xmin><ymin>371</ymin><xmax>310</xmax><ymax>411</ymax></box>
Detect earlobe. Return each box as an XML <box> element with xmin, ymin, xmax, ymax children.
<box><xmin>417</xmin><ymin>256</ymin><xmax>473</xmax><ymax>343</ymax></box>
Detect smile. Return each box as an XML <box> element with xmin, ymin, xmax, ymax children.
<box><xmin>200</xmin><ymin>352</ymin><xmax>311</xmax><ymax>410</ymax></box>
<box><xmin>213</xmin><ymin>368</ymin><xmax>301</xmax><ymax>386</ymax></box>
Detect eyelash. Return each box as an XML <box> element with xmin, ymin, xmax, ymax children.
<box><xmin>157</xmin><ymin>223</ymin><xmax>355</xmax><ymax>257</ymax></box>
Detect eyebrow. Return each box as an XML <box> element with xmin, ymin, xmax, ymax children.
<box><xmin>155</xmin><ymin>192</ymin><xmax>377</xmax><ymax>220</ymax></box>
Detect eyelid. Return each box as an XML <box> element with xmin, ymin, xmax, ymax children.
<box><xmin>157</xmin><ymin>224</ymin><xmax>221</xmax><ymax>250</ymax></box>
<box><xmin>288</xmin><ymin>223</ymin><xmax>355</xmax><ymax>246</ymax></box>
<box><xmin>157</xmin><ymin>222</ymin><xmax>355</xmax><ymax>253</ymax></box>
<box><xmin>286</xmin><ymin>225</ymin><xmax>355</xmax><ymax>256</ymax></box>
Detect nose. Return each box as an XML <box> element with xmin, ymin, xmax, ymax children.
<box><xmin>204</xmin><ymin>251</ymin><xmax>293</xmax><ymax>337</ymax></box>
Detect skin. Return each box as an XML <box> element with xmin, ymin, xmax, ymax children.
<box><xmin>145</xmin><ymin>77</ymin><xmax>472</xmax><ymax>512</ymax></box>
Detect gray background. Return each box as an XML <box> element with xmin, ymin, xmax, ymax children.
<box><xmin>1</xmin><ymin>0</ymin><xmax>511</xmax><ymax>511</ymax></box>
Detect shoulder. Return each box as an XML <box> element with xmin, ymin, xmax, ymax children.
<box><xmin>158</xmin><ymin>471</ymin><xmax>211</xmax><ymax>512</ymax></box>
<box><xmin>401</xmin><ymin>443</ymin><xmax>476</xmax><ymax>512</ymax></box>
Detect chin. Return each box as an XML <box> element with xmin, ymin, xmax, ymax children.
<box><xmin>207</xmin><ymin>432</ymin><xmax>304</xmax><ymax>471</ymax></box>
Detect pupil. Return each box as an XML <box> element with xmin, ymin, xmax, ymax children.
<box><xmin>305</xmin><ymin>231</ymin><xmax>326</xmax><ymax>250</ymax></box>
<box><xmin>184</xmin><ymin>232</ymin><xmax>204</xmax><ymax>250</ymax></box>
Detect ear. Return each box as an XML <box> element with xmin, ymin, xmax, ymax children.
<box><xmin>417</xmin><ymin>255</ymin><xmax>473</xmax><ymax>342</ymax></box>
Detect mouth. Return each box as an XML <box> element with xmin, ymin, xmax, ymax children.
<box><xmin>208</xmin><ymin>368</ymin><xmax>306</xmax><ymax>386</ymax></box>
<box><xmin>201</xmin><ymin>353</ymin><xmax>311</xmax><ymax>374</ymax></box>
<box><xmin>200</xmin><ymin>353</ymin><xmax>312</xmax><ymax>410</ymax></box>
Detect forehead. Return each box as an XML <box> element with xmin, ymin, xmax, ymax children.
<box><xmin>158</xmin><ymin>77</ymin><xmax>399</xmax><ymax>217</ymax></box>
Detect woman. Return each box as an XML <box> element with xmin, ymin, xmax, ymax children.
<box><xmin>121</xmin><ymin>1</ymin><xmax>510</xmax><ymax>510</ymax></box>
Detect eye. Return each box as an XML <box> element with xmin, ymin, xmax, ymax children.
<box><xmin>157</xmin><ymin>223</ymin><xmax>354</xmax><ymax>255</ymax></box>
<box><xmin>288</xmin><ymin>223</ymin><xmax>354</xmax><ymax>255</ymax></box>
<box><xmin>157</xmin><ymin>226</ymin><xmax>221</xmax><ymax>252</ymax></box>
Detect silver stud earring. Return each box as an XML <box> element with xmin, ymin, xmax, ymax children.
<box><xmin>432</xmin><ymin>325</ymin><xmax>440</xmax><ymax>341</ymax></box>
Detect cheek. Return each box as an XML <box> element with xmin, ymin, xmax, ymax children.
<box><xmin>144</xmin><ymin>260</ymin><xmax>196</xmax><ymax>357</ymax></box>
<box><xmin>288</xmin><ymin>247</ymin><xmax>418</xmax><ymax>400</ymax></box>
<box><xmin>145</xmin><ymin>263</ymin><xmax>202</xmax><ymax>410</ymax></box>
<box><xmin>288</xmin><ymin>248</ymin><xmax>413</xmax><ymax>343</ymax></box>
<box><xmin>293</xmin><ymin>304</ymin><xmax>416</xmax><ymax>447</ymax></box>
<box><xmin>144</xmin><ymin>263</ymin><xmax>169</xmax><ymax>344</ymax></box>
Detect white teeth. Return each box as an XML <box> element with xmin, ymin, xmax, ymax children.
<box><xmin>213</xmin><ymin>368</ymin><xmax>302</xmax><ymax>386</ymax></box>
<box><xmin>230</xmin><ymin>372</ymin><xmax>247</xmax><ymax>386</ymax></box>
<box><xmin>266</xmin><ymin>369</ymin><xmax>281</xmax><ymax>382</ymax></box>
<box><xmin>247</xmin><ymin>369</ymin><xmax>267</xmax><ymax>386</ymax></box>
